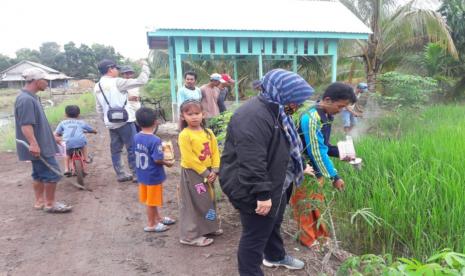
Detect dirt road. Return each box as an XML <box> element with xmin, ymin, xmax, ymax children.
<box><xmin>0</xmin><ymin>117</ymin><xmax>345</xmax><ymax>276</ymax></box>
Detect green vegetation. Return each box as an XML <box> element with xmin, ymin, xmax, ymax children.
<box><xmin>209</xmin><ymin>110</ymin><xmax>233</xmax><ymax>145</ymax></box>
<box><xmin>0</xmin><ymin>89</ymin><xmax>18</xmax><ymax>112</ymax></box>
<box><xmin>334</xmin><ymin>105</ymin><xmax>465</xmax><ymax>259</ymax></box>
<box><xmin>377</xmin><ymin>72</ymin><xmax>438</xmax><ymax>107</ymax></box>
<box><xmin>44</xmin><ymin>92</ymin><xmax>95</xmax><ymax>123</ymax></box>
<box><xmin>338</xmin><ymin>249</ymin><xmax>465</xmax><ymax>276</ymax></box>
<box><xmin>0</xmin><ymin>124</ymin><xmax>16</xmax><ymax>152</ymax></box>
<box><xmin>142</xmin><ymin>79</ymin><xmax>173</xmax><ymax>121</ymax></box>
<box><xmin>0</xmin><ymin>41</ymin><xmax>136</xmax><ymax>79</ymax></box>
<box><xmin>0</xmin><ymin>93</ymin><xmax>95</xmax><ymax>152</ymax></box>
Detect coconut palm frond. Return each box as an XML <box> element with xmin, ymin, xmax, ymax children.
<box><xmin>148</xmin><ymin>50</ymin><xmax>169</xmax><ymax>78</ymax></box>
<box><xmin>383</xmin><ymin>6</ymin><xmax>458</xmax><ymax>59</ymax></box>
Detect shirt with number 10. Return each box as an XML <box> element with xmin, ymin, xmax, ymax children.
<box><xmin>133</xmin><ymin>133</ymin><xmax>166</xmax><ymax>185</ymax></box>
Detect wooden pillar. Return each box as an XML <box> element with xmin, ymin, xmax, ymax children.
<box><xmin>292</xmin><ymin>56</ymin><xmax>298</xmax><ymax>73</ymax></box>
<box><xmin>331</xmin><ymin>40</ymin><xmax>338</xmax><ymax>83</ymax></box>
<box><xmin>331</xmin><ymin>54</ymin><xmax>338</xmax><ymax>83</ymax></box>
<box><xmin>258</xmin><ymin>54</ymin><xmax>263</xmax><ymax>79</ymax></box>
<box><xmin>49</xmin><ymin>80</ymin><xmax>52</xmax><ymax>99</ymax></box>
<box><xmin>233</xmin><ymin>58</ymin><xmax>239</xmax><ymax>104</ymax></box>
<box><xmin>168</xmin><ymin>40</ymin><xmax>177</xmax><ymax>121</ymax></box>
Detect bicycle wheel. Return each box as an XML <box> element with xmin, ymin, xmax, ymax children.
<box><xmin>156</xmin><ymin>108</ymin><xmax>167</xmax><ymax>124</ymax></box>
<box><xmin>74</xmin><ymin>159</ymin><xmax>85</xmax><ymax>187</ymax></box>
<box><xmin>159</xmin><ymin>108</ymin><xmax>167</xmax><ymax>123</ymax></box>
<box><xmin>153</xmin><ymin>124</ymin><xmax>159</xmax><ymax>135</ymax></box>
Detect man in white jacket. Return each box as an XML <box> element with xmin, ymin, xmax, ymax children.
<box><xmin>120</xmin><ymin>65</ymin><xmax>142</xmax><ymax>132</ymax></box>
<box><xmin>94</xmin><ymin>59</ymin><xmax>150</xmax><ymax>182</ymax></box>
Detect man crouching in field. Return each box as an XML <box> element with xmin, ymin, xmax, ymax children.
<box><xmin>14</xmin><ymin>68</ymin><xmax>72</xmax><ymax>213</ymax></box>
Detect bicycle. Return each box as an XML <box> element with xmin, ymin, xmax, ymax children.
<box><xmin>140</xmin><ymin>96</ymin><xmax>168</xmax><ymax>134</ymax></box>
<box><xmin>62</xmin><ymin>131</ymin><xmax>96</xmax><ymax>188</ymax></box>
<box><xmin>67</xmin><ymin>148</ymin><xmax>87</xmax><ymax>187</ymax></box>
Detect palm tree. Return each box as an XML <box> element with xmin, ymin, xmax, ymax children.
<box><xmin>340</xmin><ymin>0</ymin><xmax>457</xmax><ymax>91</ymax></box>
<box><xmin>439</xmin><ymin>0</ymin><xmax>465</xmax><ymax>98</ymax></box>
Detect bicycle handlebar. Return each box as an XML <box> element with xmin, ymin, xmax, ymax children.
<box><xmin>140</xmin><ymin>96</ymin><xmax>170</xmax><ymax>104</ymax></box>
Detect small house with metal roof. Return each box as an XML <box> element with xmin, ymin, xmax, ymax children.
<box><xmin>0</xmin><ymin>60</ymin><xmax>72</xmax><ymax>89</ymax></box>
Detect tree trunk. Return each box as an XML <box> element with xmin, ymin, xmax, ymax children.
<box><xmin>367</xmin><ymin>70</ymin><xmax>377</xmax><ymax>93</ymax></box>
<box><xmin>364</xmin><ymin>0</ymin><xmax>382</xmax><ymax>93</ymax></box>
<box><xmin>364</xmin><ymin>36</ymin><xmax>380</xmax><ymax>93</ymax></box>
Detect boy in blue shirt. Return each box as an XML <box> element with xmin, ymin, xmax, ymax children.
<box><xmin>134</xmin><ymin>107</ymin><xmax>176</xmax><ymax>232</ymax></box>
<box><xmin>55</xmin><ymin>105</ymin><xmax>96</xmax><ymax>176</ymax></box>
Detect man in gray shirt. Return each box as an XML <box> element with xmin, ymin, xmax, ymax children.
<box><xmin>15</xmin><ymin>68</ymin><xmax>72</xmax><ymax>213</ymax></box>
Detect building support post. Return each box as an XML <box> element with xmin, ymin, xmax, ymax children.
<box><xmin>233</xmin><ymin>58</ymin><xmax>239</xmax><ymax>104</ymax></box>
<box><xmin>168</xmin><ymin>40</ymin><xmax>177</xmax><ymax>121</ymax></box>
<box><xmin>292</xmin><ymin>55</ymin><xmax>298</xmax><ymax>73</ymax></box>
<box><xmin>331</xmin><ymin>52</ymin><xmax>338</xmax><ymax>83</ymax></box>
<box><xmin>258</xmin><ymin>54</ymin><xmax>263</xmax><ymax>79</ymax></box>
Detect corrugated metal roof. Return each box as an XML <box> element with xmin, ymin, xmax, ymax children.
<box><xmin>0</xmin><ymin>60</ymin><xmax>72</xmax><ymax>82</ymax></box>
<box><xmin>150</xmin><ymin>0</ymin><xmax>371</xmax><ymax>35</ymax></box>
<box><xmin>0</xmin><ymin>60</ymin><xmax>61</xmax><ymax>75</ymax></box>
<box><xmin>1</xmin><ymin>73</ymin><xmax>73</xmax><ymax>81</ymax></box>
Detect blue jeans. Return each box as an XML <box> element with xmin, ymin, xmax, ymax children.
<box><xmin>341</xmin><ymin>109</ymin><xmax>357</xmax><ymax>128</ymax></box>
<box><xmin>31</xmin><ymin>156</ymin><xmax>62</xmax><ymax>183</ymax></box>
<box><xmin>109</xmin><ymin>122</ymin><xmax>137</xmax><ymax>177</ymax></box>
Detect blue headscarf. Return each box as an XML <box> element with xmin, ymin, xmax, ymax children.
<box><xmin>261</xmin><ymin>69</ymin><xmax>314</xmax><ymax>186</ymax></box>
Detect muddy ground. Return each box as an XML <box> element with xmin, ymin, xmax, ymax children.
<box><xmin>0</xmin><ymin>115</ymin><xmax>349</xmax><ymax>276</ymax></box>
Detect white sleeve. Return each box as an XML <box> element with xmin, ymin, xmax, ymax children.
<box><xmin>115</xmin><ymin>63</ymin><xmax>150</xmax><ymax>92</ymax></box>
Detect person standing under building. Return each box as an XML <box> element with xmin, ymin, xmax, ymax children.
<box><xmin>217</xmin><ymin>73</ymin><xmax>235</xmax><ymax>113</ymax></box>
<box><xmin>200</xmin><ymin>73</ymin><xmax>222</xmax><ymax>121</ymax></box>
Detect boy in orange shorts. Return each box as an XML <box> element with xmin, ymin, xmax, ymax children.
<box><xmin>134</xmin><ymin>107</ymin><xmax>175</xmax><ymax>232</ymax></box>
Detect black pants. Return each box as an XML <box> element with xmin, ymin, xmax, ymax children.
<box><xmin>237</xmin><ymin>197</ymin><xmax>287</xmax><ymax>276</ymax></box>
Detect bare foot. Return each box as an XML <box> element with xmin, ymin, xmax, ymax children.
<box><xmin>34</xmin><ymin>201</ymin><xmax>44</xmax><ymax>210</ymax></box>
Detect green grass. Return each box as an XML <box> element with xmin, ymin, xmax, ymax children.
<box><xmin>0</xmin><ymin>89</ymin><xmax>18</xmax><ymax>113</ymax></box>
<box><xmin>333</xmin><ymin>105</ymin><xmax>465</xmax><ymax>260</ymax></box>
<box><xmin>0</xmin><ymin>92</ymin><xmax>96</xmax><ymax>152</ymax></box>
<box><xmin>0</xmin><ymin>124</ymin><xmax>16</xmax><ymax>152</ymax></box>
<box><xmin>44</xmin><ymin>92</ymin><xmax>95</xmax><ymax>123</ymax></box>
<box><xmin>142</xmin><ymin>79</ymin><xmax>173</xmax><ymax>120</ymax></box>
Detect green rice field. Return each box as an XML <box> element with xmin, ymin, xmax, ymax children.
<box><xmin>334</xmin><ymin>105</ymin><xmax>465</xmax><ymax>260</ymax></box>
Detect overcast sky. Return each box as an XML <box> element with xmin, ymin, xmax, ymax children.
<box><xmin>0</xmin><ymin>0</ymin><xmax>442</xmax><ymax>60</ymax></box>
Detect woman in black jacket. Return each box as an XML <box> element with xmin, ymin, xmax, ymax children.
<box><xmin>220</xmin><ymin>69</ymin><xmax>314</xmax><ymax>276</ymax></box>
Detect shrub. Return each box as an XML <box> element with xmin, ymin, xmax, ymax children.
<box><xmin>338</xmin><ymin>249</ymin><xmax>465</xmax><ymax>276</ymax></box>
<box><xmin>377</xmin><ymin>72</ymin><xmax>438</xmax><ymax>107</ymax></box>
<box><xmin>142</xmin><ymin>79</ymin><xmax>172</xmax><ymax>121</ymax></box>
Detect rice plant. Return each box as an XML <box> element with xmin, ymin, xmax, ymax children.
<box><xmin>334</xmin><ymin>105</ymin><xmax>465</xmax><ymax>260</ymax></box>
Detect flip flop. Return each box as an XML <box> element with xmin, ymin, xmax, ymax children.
<box><xmin>180</xmin><ymin>236</ymin><xmax>214</xmax><ymax>247</ymax></box>
<box><xmin>161</xmin><ymin>217</ymin><xmax>176</xmax><ymax>225</ymax></box>
<box><xmin>144</xmin><ymin>222</ymin><xmax>169</xmax><ymax>232</ymax></box>
<box><xmin>209</xmin><ymin>229</ymin><xmax>223</xmax><ymax>236</ymax></box>
<box><xmin>43</xmin><ymin>202</ymin><xmax>73</xmax><ymax>213</ymax></box>
<box><xmin>117</xmin><ymin>175</ymin><xmax>133</xmax><ymax>182</ymax></box>
<box><xmin>33</xmin><ymin>204</ymin><xmax>44</xmax><ymax>210</ymax></box>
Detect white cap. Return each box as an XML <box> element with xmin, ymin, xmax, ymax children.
<box><xmin>210</xmin><ymin>73</ymin><xmax>222</xmax><ymax>81</ymax></box>
<box><xmin>22</xmin><ymin>68</ymin><xmax>47</xmax><ymax>81</ymax></box>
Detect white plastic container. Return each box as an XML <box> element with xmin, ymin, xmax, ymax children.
<box><xmin>337</xmin><ymin>136</ymin><xmax>356</xmax><ymax>160</ymax></box>
<box><xmin>56</xmin><ymin>141</ymin><xmax>66</xmax><ymax>158</ymax></box>
<box><xmin>349</xmin><ymin>157</ymin><xmax>363</xmax><ymax>170</ymax></box>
